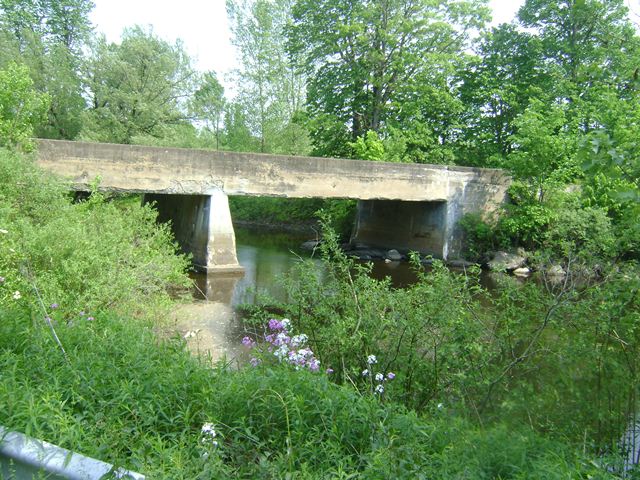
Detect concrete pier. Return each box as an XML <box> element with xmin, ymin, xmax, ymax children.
<box><xmin>143</xmin><ymin>191</ymin><xmax>241</xmax><ymax>272</ymax></box>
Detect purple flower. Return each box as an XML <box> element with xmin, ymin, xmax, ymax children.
<box><xmin>87</xmin><ymin>316</ymin><xmax>94</xmax><ymax>321</ymax></box>
<box><xmin>249</xmin><ymin>357</ymin><xmax>260</xmax><ymax>367</ymax></box>
<box><xmin>50</xmin><ymin>303</ymin><xmax>59</xmax><ymax>309</ymax></box>
<box><xmin>268</xmin><ymin>319</ymin><xmax>283</xmax><ymax>331</ymax></box>
<box><xmin>308</xmin><ymin>358</ymin><xmax>320</xmax><ymax>372</ymax></box>
<box><xmin>241</xmin><ymin>336</ymin><xmax>254</xmax><ymax>347</ymax></box>
<box><xmin>79</xmin><ymin>311</ymin><xmax>85</xmax><ymax>316</ymax></box>
<box><xmin>326</xmin><ymin>368</ymin><xmax>334</xmax><ymax>375</ymax></box>
<box><xmin>387</xmin><ymin>372</ymin><xmax>396</xmax><ymax>380</ymax></box>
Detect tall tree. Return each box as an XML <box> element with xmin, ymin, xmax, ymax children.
<box><xmin>0</xmin><ymin>0</ymin><xmax>93</xmax><ymax>139</ymax></box>
<box><xmin>227</xmin><ymin>0</ymin><xmax>307</xmax><ymax>154</ymax></box>
<box><xmin>191</xmin><ymin>71</ymin><xmax>226</xmax><ymax>150</ymax></box>
<box><xmin>288</xmin><ymin>0</ymin><xmax>490</xmax><ymax>157</ymax></box>
<box><xmin>82</xmin><ymin>27</ymin><xmax>197</xmax><ymax>144</ymax></box>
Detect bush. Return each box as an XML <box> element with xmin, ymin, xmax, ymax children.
<box><xmin>0</xmin><ymin>148</ymin><xmax>189</xmax><ymax>318</ymax></box>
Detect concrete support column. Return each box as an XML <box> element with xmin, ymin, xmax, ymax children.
<box><xmin>144</xmin><ymin>190</ymin><xmax>242</xmax><ymax>272</ymax></box>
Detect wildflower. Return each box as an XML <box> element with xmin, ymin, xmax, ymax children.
<box><xmin>250</xmin><ymin>357</ymin><xmax>260</xmax><ymax>367</ymax></box>
<box><xmin>437</xmin><ymin>403</ymin><xmax>444</xmax><ymax>409</ymax></box>
<box><xmin>274</xmin><ymin>332</ymin><xmax>290</xmax><ymax>346</ymax></box>
<box><xmin>268</xmin><ymin>319</ymin><xmax>283</xmax><ymax>331</ymax></box>
<box><xmin>79</xmin><ymin>311</ymin><xmax>85</xmax><ymax>316</ymax></box>
<box><xmin>201</xmin><ymin>423</ymin><xmax>216</xmax><ymax>437</ymax></box>
<box><xmin>87</xmin><ymin>316</ymin><xmax>94</xmax><ymax>321</ymax></box>
<box><xmin>241</xmin><ymin>336</ymin><xmax>254</xmax><ymax>347</ymax></box>
<box><xmin>387</xmin><ymin>372</ymin><xmax>396</xmax><ymax>380</ymax></box>
<box><xmin>375</xmin><ymin>373</ymin><xmax>384</xmax><ymax>382</ymax></box>
<box><xmin>290</xmin><ymin>334</ymin><xmax>308</xmax><ymax>347</ymax></box>
<box><xmin>0</xmin><ymin>276</ymin><xmax>5</xmax><ymax>284</ymax></box>
<box><xmin>12</xmin><ymin>291</ymin><xmax>21</xmax><ymax>300</ymax></box>
<box><xmin>308</xmin><ymin>357</ymin><xmax>320</xmax><ymax>372</ymax></box>
<box><xmin>362</xmin><ymin>369</ymin><xmax>369</xmax><ymax>377</ymax></box>
<box><xmin>375</xmin><ymin>384</ymin><xmax>384</xmax><ymax>394</ymax></box>
<box><xmin>367</xmin><ymin>355</ymin><xmax>377</xmax><ymax>365</ymax></box>
<box><xmin>326</xmin><ymin>368</ymin><xmax>334</xmax><ymax>375</ymax></box>
<box><xmin>0</xmin><ymin>229</ymin><xmax>7</xmax><ymax>234</ymax></box>
<box><xmin>201</xmin><ymin>423</ymin><xmax>219</xmax><ymax>447</ymax></box>
<box><xmin>50</xmin><ymin>303</ymin><xmax>59</xmax><ymax>309</ymax></box>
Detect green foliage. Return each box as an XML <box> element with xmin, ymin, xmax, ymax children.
<box><xmin>0</xmin><ymin>304</ymin><xmax>610</xmax><ymax>478</ymax></box>
<box><xmin>246</xmin><ymin>218</ymin><xmax>640</xmax><ymax>462</ymax></box>
<box><xmin>289</xmin><ymin>0</ymin><xmax>490</xmax><ymax>157</ymax></box>
<box><xmin>81</xmin><ymin>27</ymin><xmax>197</xmax><ymax>144</ymax></box>
<box><xmin>458</xmin><ymin>212</ymin><xmax>497</xmax><ymax>261</ymax></box>
<box><xmin>229</xmin><ymin>196</ymin><xmax>356</xmax><ymax>239</ymax></box>
<box><xmin>348</xmin><ymin>130</ymin><xmax>385</xmax><ymax>161</ymax></box>
<box><xmin>0</xmin><ymin>148</ymin><xmax>189</xmax><ymax>317</ymax></box>
<box><xmin>0</xmin><ymin>62</ymin><xmax>50</xmax><ymax>150</ymax></box>
<box><xmin>227</xmin><ymin>0</ymin><xmax>309</xmax><ymax>155</ymax></box>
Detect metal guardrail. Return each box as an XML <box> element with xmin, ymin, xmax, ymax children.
<box><xmin>0</xmin><ymin>426</ymin><xmax>145</xmax><ymax>480</ymax></box>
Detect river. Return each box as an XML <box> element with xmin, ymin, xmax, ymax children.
<box><xmin>171</xmin><ymin>226</ymin><xmax>512</xmax><ymax>363</ymax></box>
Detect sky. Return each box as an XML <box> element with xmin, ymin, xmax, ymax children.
<box><xmin>90</xmin><ymin>0</ymin><xmax>525</xmax><ymax>87</ymax></box>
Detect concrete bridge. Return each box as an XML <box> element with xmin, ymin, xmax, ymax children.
<box><xmin>36</xmin><ymin>139</ymin><xmax>511</xmax><ymax>271</ymax></box>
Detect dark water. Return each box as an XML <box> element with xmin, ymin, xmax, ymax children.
<box><xmin>177</xmin><ymin>226</ymin><xmax>516</xmax><ymax>361</ymax></box>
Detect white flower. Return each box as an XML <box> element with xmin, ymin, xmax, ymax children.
<box><xmin>362</xmin><ymin>369</ymin><xmax>369</xmax><ymax>377</ymax></box>
<box><xmin>12</xmin><ymin>291</ymin><xmax>21</xmax><ymax>300</ymax></box>
<box><xmin>281</xmin><ymin>318</ymin><xmax>291</xmax><ymax>330</ymax></box>
<box><xmin>291</xmin><ymin>334</ymin><xmax>308</xmax><ymax>347</ymax></box>
<box><xmin>375</xmin><ymin>384</ymin><xmax>384</xmax><ymax>394</ymax></box>
<box><xmin>201</xmin><ymin>423</ymin><xmax>216</xmax><ymax>437</ymax></box>
<box><xmin>367</xmin><ymin>355</ymin><xmax>377</xmax><ymax>365</ymax></box>
<box><xmin>0</xmin><ymin>228</ymin><xmax>7</xmax><ymax>234</ymax></box>
<box><xmin>437</xmin><ymin>403</ymin><xmax>444</xmax><ymax>409</ymax></box>
<box><xmin>375</xmin><ymin>373</ymin><xmax>384</xmax><ymax>382</ymax></box>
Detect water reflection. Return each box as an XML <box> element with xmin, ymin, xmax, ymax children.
<box><xmin>174</xmin><ymin>227</ymin><xmax>514</xmax><ymax>361</ymax></box>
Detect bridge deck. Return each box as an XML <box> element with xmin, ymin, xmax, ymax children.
<box><xmin>36</xmin><ymin>139</ymin><xmax>509</xmax><ymax>202</ymax></box>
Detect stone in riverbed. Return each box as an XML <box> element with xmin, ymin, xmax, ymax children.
<box><xmin>513</xmin><ymin>267</ymin><xmax>531</xmax><ymax>277</ymax></box>
<box><xmin>547</xmin><ymin>265</ymin><xmax>565</xmax><ymax>276</ymax></box>
<box><xmin>487</xmin><ymin>251</ymin><xmax>526</xmax><ymax>271</ymax></box>
<box><xmin>386</xmin><ymin>249</ymin><xmax>403</xmax><ymax>261</ymax></box>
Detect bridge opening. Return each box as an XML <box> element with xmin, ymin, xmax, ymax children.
<box><xmin>351</xmin><ymin>200</ymin><xmax>448</xmax><ymax>259</ymax></box>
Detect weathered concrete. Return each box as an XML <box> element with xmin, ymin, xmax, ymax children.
<box><xmin>143</xmin><ymin>191</ymin><xmax>241</xmax><ymax>272</ymax></box>
<box><xmin>36</xmin><ymin>139</ymin><xmax>511</xmax><ymax>267</ymax></box>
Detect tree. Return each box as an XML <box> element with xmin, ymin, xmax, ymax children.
<box><xmin>0</xmin><ymin>0</ymin><xmax>93</xmax><ymax>139</ymax></box>
<box><xmin>227</xmin><ymin>0</ymin><xmax>307</xmax><ymax>154</ymax></box>
<box><xmin>456</xmin><ymin>25</ymin><xmax>551</xmax><ymax>166</ymax></box>
<box><xmin>0</xmin><ymin>62</ymin><xmax>50</xmax><ymax>150</ymax></box>
<box><xmin>288</xmin><ymin>0</ymin><xmax>490</xmax><ymax>157</ymax></box>
<box><xmin>82</xmin><ymin>27</ymin><xmax>197</xmax><ymax>144</ymax></box>
<box><xmin>191</xmin><ymin>71</ymin><xmax>225</xmax><ymax>150</ymax></box>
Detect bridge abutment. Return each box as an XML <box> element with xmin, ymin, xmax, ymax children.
<box><xmin>143</xmin><ymin>191</ymin><xmax>242</xmax><ymax>273</ymax></box>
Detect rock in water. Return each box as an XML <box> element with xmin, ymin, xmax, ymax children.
<box><xmin>386</xmin><ymin>249</ymin><xmax>403</xmax><ymax>261</ymax></box>
<box><xmin>487</xmin><ymin>251</ymin><xmax>526</xmax><ymax>271</ymax></box>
